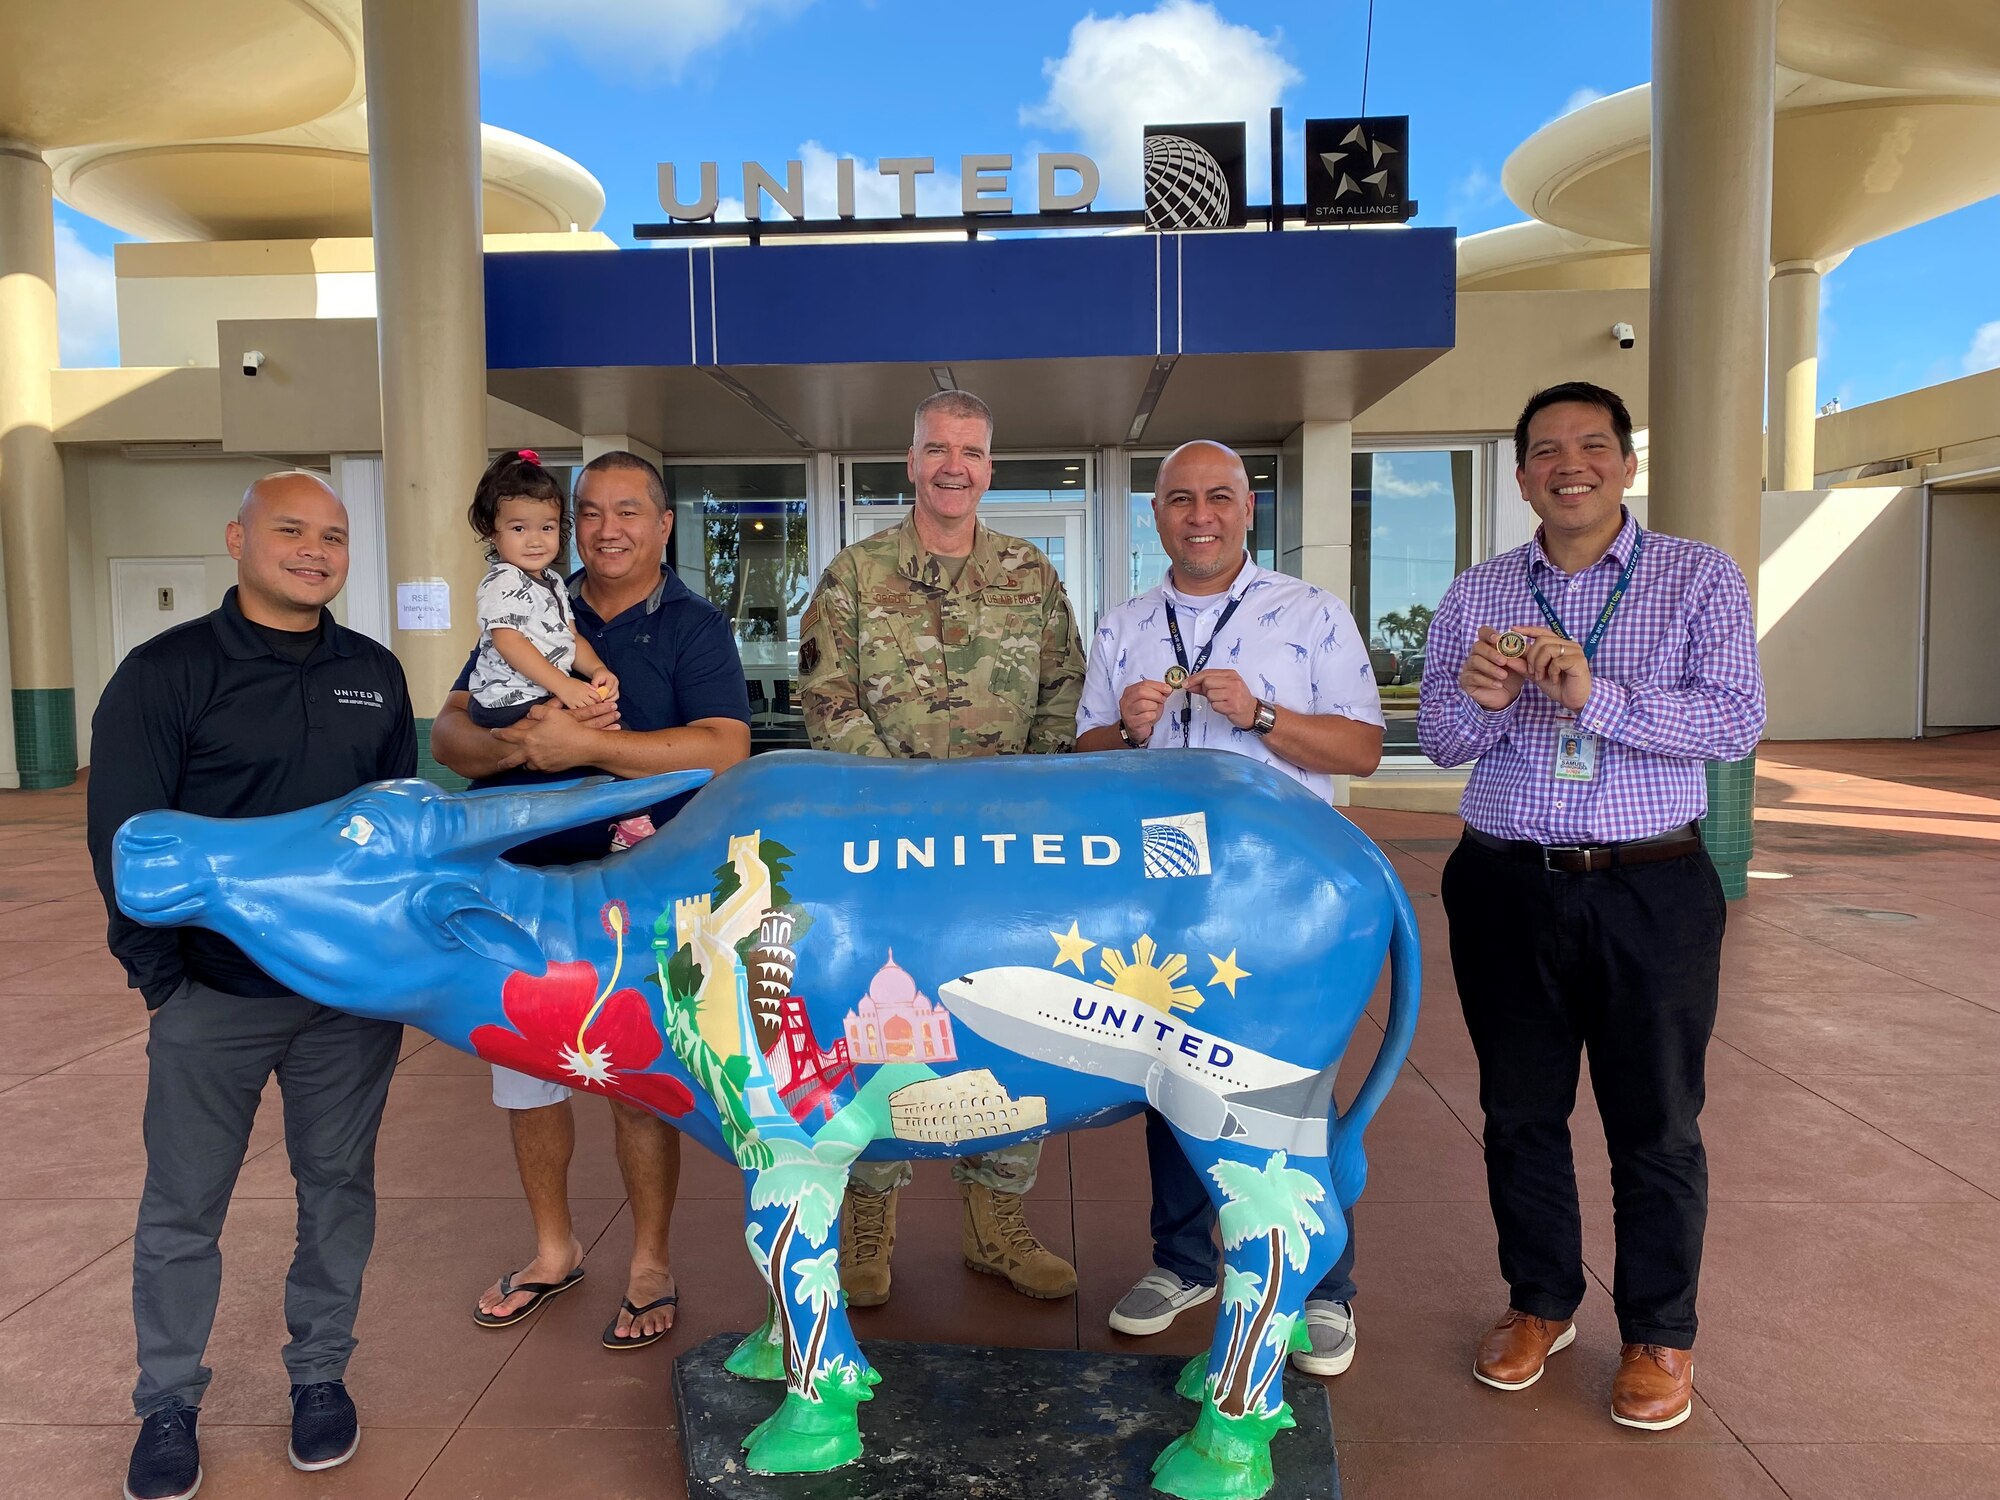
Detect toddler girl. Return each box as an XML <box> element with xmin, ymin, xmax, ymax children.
<box><xmin>466</xmin><ymin>450</ymin><xmax>619</xmax><ymax>727</ymax></box>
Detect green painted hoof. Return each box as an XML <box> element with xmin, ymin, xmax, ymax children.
<box><xmin>723</xmin><ymin>1319</ymin><xmax>787</xmax><ymax>1382</ymax></box>
<box><xmin>1175</xmin><ymin>1353</ymin><xmax>1209</xmax><ymax>1401</ymax></box>
<box><xmin>1150</xmin><ymin>1399</ymin><xmax>1295</xmax><ymax>1500</ymax></box>
<box><xmin>743</xmin><ymin>1390</ymin><xmax>865</xmax><ymax>1474</ymax></box>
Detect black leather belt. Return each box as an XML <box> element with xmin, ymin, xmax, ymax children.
<box><xmin>1462</xmin><ymin>822</ymin><xmax>1702</xmax><ymax>874</ymax></box>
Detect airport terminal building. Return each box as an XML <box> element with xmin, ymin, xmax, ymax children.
<box><xmin>9</xmin><ymin>3</ymin><xmax>1999</xmax><ymax>817</ymax></box>
<box><xmin>41</xmin><ymin>213</ymin><xmax>2000</xmax><ymax>801</ymax></box>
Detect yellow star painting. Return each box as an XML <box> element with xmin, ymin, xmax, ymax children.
<box><xmin>1097</xmin><ymin>934</ymin><xmax>1205</xmax><ymax>1016</ymax></box>
<box><xmin>1207</xmin><ymin>949</ymin><xmax>1251</xmax><ymax>997</ymax></box>
<box><xmin>1050</xmin><ymin>920</ymin><xmax>1095</xmax><ymax>973</ymax></box>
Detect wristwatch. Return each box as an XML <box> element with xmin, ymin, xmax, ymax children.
<box><xmin>1250</xmin><ymin>700</ymin><xmax>1277</xmax><ymax>737</ymax></box>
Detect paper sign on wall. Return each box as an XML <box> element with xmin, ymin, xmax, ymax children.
<box><xmin>395</xmin><ymin>579</ymin><xmax>451</xmax><ymax>632</ymax></box>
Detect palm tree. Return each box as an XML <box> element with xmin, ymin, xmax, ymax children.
<box><xmin>1209</xmin><ymin>1152</ymin><xmax>1327</xmax><ymax>1417</ymax></box>
<box><xmin>1214</xmin><ymin>1264</ymin><xmax>1264</xmax><ymax>1395</ymax></box>
<box><xmin>791</xmin><ymin>1248</ymin><xmax>844</xmax><ymax>1388</ymax></box>
<box><xmin>749</xmin><ymin>1139</ymin><xmax>845</xmax><ymax>1391</ymax></box>
<box><xmin>1246</xmin><ymin>1309</ymin><xmax>1300</xmax><ymax>1413</ymax></box>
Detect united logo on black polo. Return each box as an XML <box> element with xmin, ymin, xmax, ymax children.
<box><xmin>1306</xmin><ymin>116</ymin><xmax>1413</xmax><ymax>224</ymax></box>
<box><xmin>1142</xmin><ymin>123</ymin><xmax>1248</xmax><ymax>231</ymax></box>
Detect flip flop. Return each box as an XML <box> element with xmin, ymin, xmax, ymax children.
<box><xmin>471</xmin><ymin>1265</ymin><xmax>584</xmax><ymax>1328</ymax></box>
<box><xmin>602</xmin><ymin>1291</ymin><xmax>679</xmax><ymax>1350</ymax></box>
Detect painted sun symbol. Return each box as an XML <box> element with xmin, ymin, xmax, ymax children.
<box><xmin>1096</xmin><ymin>934</ymin><xmax>1205</xmax><ymax>1016</ymax></box>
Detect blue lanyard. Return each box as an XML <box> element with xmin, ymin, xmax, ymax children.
<box><xmin>1527</xmin><ymin>528</ymin><xmax>1644</xmax><ymax>667</ymax></box>
<box><xmin>1163</xmin><ymin>590</ymin><xmax>1247</xmax><ymax>747</ymax></box>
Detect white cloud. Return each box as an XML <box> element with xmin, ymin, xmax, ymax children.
<box><xmin>54</xmin><ymin>221</ymin><xmax>119</xmax><ymax>368</ymax></box>
<box><xmin>1560</xmin><ymin>86</ymin><xmax>1603</xmax><ymax>117</ymax></box>
<box><xmin>481</xmin><ymin>0</ymin><xmax>811</xmax><ymax>78</ymax></box>
<box><xmin>1445</xmin><ymin>165</ymin><xmax>1506</xmax><ymax>230</ymax></box>
<box><xmin>1370</xmin><ymin>457</ymin><xmax>1446</xmax><ymax>500</ymax></box>
<box><xmin>1963</xmin><ymin>319</ymin><xmax>2000</xmax><ymax>375</ymax></box>
<box><xmin>1022</xmin><ymin>0</ymin><xmax>1302</xmax><ymax>204</ymax></box>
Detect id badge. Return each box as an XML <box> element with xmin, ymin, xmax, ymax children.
<box><xmin>1553</xmin><ymin>726</ymin><xmax>1599</xmax><ymax>782</ymax></box>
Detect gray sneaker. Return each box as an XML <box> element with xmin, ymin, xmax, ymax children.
<box><xmin>1108</xmin><ymin>1270</ymin><xmax>1216</xmax><ymax>1336</ymax></box>
<box><xmin>1290</xmin><ymin>1299</ymin><xmax>1356</xmax><ymax>1376</ymax></box>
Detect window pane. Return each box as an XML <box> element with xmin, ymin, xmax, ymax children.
<box><xmin>1127</xmin><ymin>453</ymin><xmax>1277</xmax><ymax>594</ymax></box>
<box><xmin>1351</xmin><ymin>449</ymin><xmax>1475</xmax><ymax>754</ymax></box>
<box><xmin>663</xmin><ymin>462</ymin><xmax>810</xmax><ymax>753</ymax></box>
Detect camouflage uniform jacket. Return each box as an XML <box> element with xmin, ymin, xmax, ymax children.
<box><xmin>798</xmin><ymin>516</ymin><xmax>1085</xmax><ymax>759</ymax></box>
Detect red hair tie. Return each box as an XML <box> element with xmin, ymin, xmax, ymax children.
<box><xmin>517</xmin><ymin>448</ymin><xmax>540</xmax><ymax>466</ymax></box>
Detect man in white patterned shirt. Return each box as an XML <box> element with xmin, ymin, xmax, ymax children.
<box><xmin>1076</xmin><ymin>439</ymin><xmax>1383</xmax><ymax>1377</ymax></box>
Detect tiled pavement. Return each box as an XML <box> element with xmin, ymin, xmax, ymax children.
<box><xmin>2</xmin><ymin>736</ymin><xmax>1997</xmax><ymax>1499</ymax></box>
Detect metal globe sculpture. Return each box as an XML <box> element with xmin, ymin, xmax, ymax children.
<box><xmin>1143</xmin><ymin>133</ymin><xmax>1233</xmax><ymax>230</ymax></box>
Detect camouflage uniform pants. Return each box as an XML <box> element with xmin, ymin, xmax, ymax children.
<box><xmin>850</xmin><ymin>1140</ymin><xmax>1041</xmax><ymax>1195</ymax></box>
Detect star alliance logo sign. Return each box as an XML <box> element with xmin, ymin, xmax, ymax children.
<box><xmin>1306</xmin><ymin>116</ymin><xmax>1414</xmax><ymax>224</ymax></box>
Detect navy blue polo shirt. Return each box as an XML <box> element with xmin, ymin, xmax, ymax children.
<box><xmin>453</xmin><ymin>565</ymin><xmax>750</xmax><ymax>865</ymax></box>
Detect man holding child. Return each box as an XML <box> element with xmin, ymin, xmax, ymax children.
<box><xmin>431</xmin><ymin>450</ymin><xmax>751</xmax><ymax>1352</ymax></box>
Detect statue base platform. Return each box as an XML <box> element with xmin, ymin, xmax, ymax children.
<box><xmin>674</xmin><ymin>1333</ymin><xmax>1340</xmax><ymax>1499</ymax></box>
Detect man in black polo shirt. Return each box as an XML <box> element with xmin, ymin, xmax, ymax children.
<box><xmin>87</xmin><ymin>471</ymin><xmax>416</xmax><ymax>1500</ymax></box>
<box><xmin>430</xmin><ymin>451</ymin><xmax>750</xmax><ymax>1351</ymax></box>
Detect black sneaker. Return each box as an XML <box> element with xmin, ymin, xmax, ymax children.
<box><xmin>287</xmin><ymin>1380</ymin><xmax>360</xmax><ymax>1472</ymax></box>
<box><xmin>124</xmin><ymin>1402</ymin><xmax>201</xmax><ymax>1500</ymax></box>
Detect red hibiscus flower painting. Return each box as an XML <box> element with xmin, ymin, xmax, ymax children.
<box><xmin>470</xmin><ymin>961</ymin><xmax>695</xmax><ymax>1117</ymax></box>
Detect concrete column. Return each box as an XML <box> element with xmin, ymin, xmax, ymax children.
<box><xmin>1649</xmin><ymin>0</ymin><xmax>1776</xmax><ymax>898</ymax></box>
<box><xmin>1767</xmin><ymin>260</ymin><xmax>1821</xmax><ymax>491</ymax></box>
<box><xmin>362</xmin><ymin>0</ymin><xmax>487</xmax><ymax>726</ymax></box>
<box><xmin>1279</xmin><ymin>419</ymin><xmax>1355</xmax><ymax>804</ymax></box>
<box><xmin>1648</xmin><ymin>0</ymin><xmax>1776</xmax><ymax>574</ymax></box>
<box><xmin>0</xmin><ymin>145</ymin><xmax>75</xmax><ymax>787</ymax></box>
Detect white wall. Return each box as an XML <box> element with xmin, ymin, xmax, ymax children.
<box><xmin>1757</xmin><ymin>487</ymin><xmax>1921</xmax><ymax>741</ymax></box>
<box><xmin>120</xmin><ymin>273</ymin><xmax>377</xmax><ymax>368</ymax></box>
<box><xmin>65</xmin><ymin>451</ymin><xmax>346</xmax><ymax>767</ymax></box>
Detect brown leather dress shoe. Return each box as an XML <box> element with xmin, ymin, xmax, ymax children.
<box><xmin>1473</xmin><ymin>1308</ymin><xmax>1577</xmax><ymax>1391</ymax></box>
<box><xmin>1612</xmin><ymin>1343</ymin><xmax>1694</xmax><ymax>1430</ymax></box>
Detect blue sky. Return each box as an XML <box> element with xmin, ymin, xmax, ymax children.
<box><xmin>53</xmin><ymin>0</ymin><xmax>2000</xmax><ymax>408</ymax></box>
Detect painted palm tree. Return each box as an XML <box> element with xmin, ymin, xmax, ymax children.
<box><xmin>1209</xmin><ymin>1152</ymin><xmax>1326</xmax><ymax>1418</ymax></box>
<box><xmin>791</xmin><ymin>1247</ymin><xmax>844</xmax><ymax>1387</ymax></box>
<box><xmin>1215</xmin><ymin>1263</ymin><xmax>1264</xmax><ymax>1391</ymax></box>
<box><xmin>1245</xmin><ymin>1309</ymin><xmax>1301</xmax><ymax>1414</ymax></box>
<box><xmin>749</xmin><ymin>1138</ymin><xmax>846</xmax><ymax>1390</ymax></box>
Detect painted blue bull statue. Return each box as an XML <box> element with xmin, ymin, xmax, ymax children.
<box><xmin>114</xmin><ymin>749</ymin><xmax>1418</xmax><ymax>1497</ymax></box>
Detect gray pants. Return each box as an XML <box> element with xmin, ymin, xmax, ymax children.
<box><xmin>133</xmin><ymin>978</ymin><xmax>402</xmax><ymax>1416</ymax></box>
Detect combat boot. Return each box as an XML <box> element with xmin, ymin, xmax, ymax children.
<box><xmin>840</xmin><ymin>1182</ymin><xmax>897</xmax><ymax>1307</ymax></box>
<box><xmin>960</xmin><ymin>1181</ymin><xmax>1077</xmax><ymax>1300</ymax></box>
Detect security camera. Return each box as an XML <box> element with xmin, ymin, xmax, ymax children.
<box><xmin>1611</xmin><ymin>323</ymin><xmax>1636</xmax><ymax>350</ymax></box>
<box><xmin>242</xmin><ymin>350</ymin><xmax>266</xmax><ymax>377</ymax></box>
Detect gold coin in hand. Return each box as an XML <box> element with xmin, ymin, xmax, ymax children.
<box><xmin>1496</xmin><ymin>630</ymin><xmax>1528</xmax><ymax>659</ymax></box>
<box><xmin>1164</xmin><ymin>665</ymin><xmax>1188</xmax><ymax>689</ymax></box>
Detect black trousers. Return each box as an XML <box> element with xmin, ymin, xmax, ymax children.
<box><xmin>133</xmin><ymin>978</ymin><xmax>402</xmax><ymax>1415</ymax></box>
<box><xmin>1440</xmin><ymin>834</ymin><xmax>1725</xmax><ymax>1347</ymax></box>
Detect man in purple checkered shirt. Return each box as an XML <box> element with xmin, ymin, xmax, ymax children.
<box><xmin>1417</xmin><ymin>381</ymin><xmax>1764</xmax><ymax>1433</ymax></box>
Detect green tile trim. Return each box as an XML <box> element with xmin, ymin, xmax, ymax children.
<box><xmin>12</xmin><ymin>688</ymin><xmax>77</xmax><ymax>790</ymax></box>
<box><xmin>1702</xmin><ymin>753</ymin><xmax>1756</xmax><ymax>902</ymax></box>
<box><xmin>415</xmin><ymin>717</ymin><xmax>469</xmax><ymax>791</ymax></box>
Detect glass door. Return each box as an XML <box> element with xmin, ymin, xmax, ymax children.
<box><xmin>1351</xmin><ymin>446</ymin><xmax>1481</xmax><ymax>757</ymax></box>
<box><xmin>663</xmin><ymin>461</ymin><xmax>812</xmax><ymax>752</ymax></box>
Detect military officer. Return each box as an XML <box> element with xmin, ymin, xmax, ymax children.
<box><xmin>799</xmin><ymin>388</ymin><xmax>1086</xmax><ymax>1306</ymax></box>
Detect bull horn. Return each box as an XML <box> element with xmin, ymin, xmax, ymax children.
<box><xmin>447</xmin><ymin>769</ymin><xmax>713</xmax><ymax>859</ymax></box>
